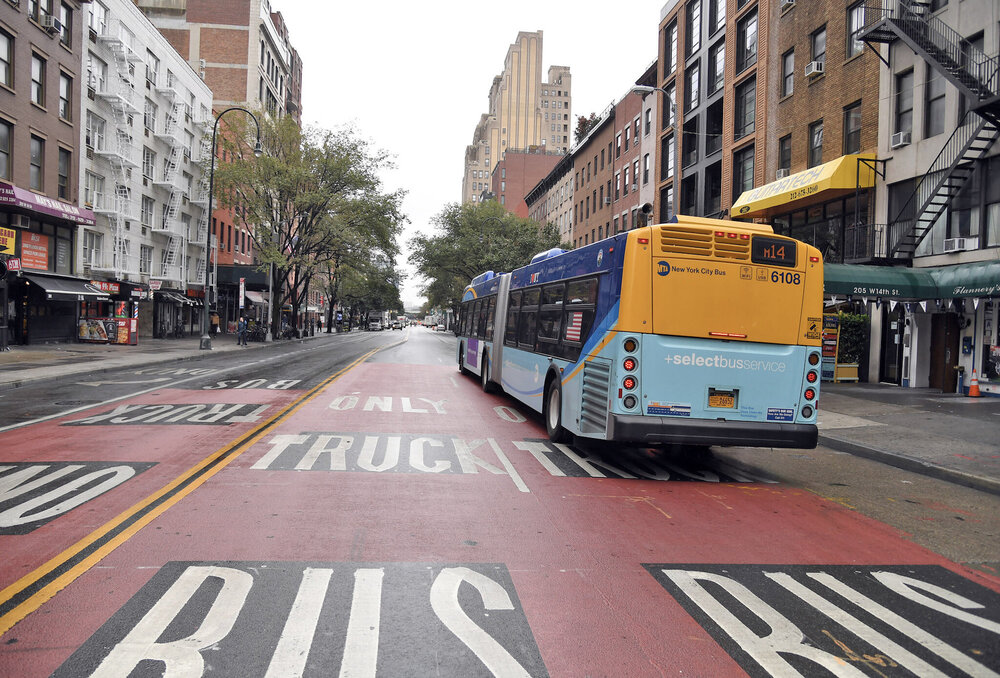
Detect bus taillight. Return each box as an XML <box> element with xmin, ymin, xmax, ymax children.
<box><xmin>623</xmin><ymin>394</ymin><xmax>638</xmax><ymax>409</ymax></box>
<box><xmin>806</xmin><ymin>370</ymin><xmax>818</xmax><ymax>383</ymax></box>
<box><xmin>803</xmin><ymin>388</ymin><xmax>816</xmax><ymax>401</ymax></box>
<box><xmin>808</xmin><ymin>352</ymin><xmax>820</xmax><ymax>365</ymax></box>
<box><xmin>623</xmin><ymin>376</ymin><xmax>637</xmax><ymax>390</ymax></box>
<box><xmin>623</xmin><ymin>357</ymin><xmax>637</xmax><ymax>371</ymax></box>
<box><xmin>623</xmin><ymin>337</ymin><xmax>638</xmax><ymax>352</ymax></box>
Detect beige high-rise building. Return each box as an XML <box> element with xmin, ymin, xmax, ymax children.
<box><xmin>462</xmin><ymin>31</ymin><xmax>572</xmax><ymax>204</ymax></box>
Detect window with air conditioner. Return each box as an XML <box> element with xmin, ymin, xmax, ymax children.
<box><xmin>890</xmin><ymin>131</ymin><xmax>911</xmax><ymax>148</ymax></box>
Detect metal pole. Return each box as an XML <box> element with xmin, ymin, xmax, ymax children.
<box><xmin>265</xmin><ymin>260</ymin><xmax>273</xmax><ymax>342</ymax></box>
<box><xmin>200</xmin><ymin>107</ymin><xmax>262</xmax><ymax>350</ymax></box>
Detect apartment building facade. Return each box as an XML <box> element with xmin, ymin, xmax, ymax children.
<box><xmin>462</xmin><ymin>31</ymin><xmax>572</xmax><ymax>204</ymax></box>
<box><xmin>490</xmin><ymin>149</ymin><xmax>564</xmax><ymax>219</ymax></box>
<box><xmin>78</xmin><ymin>0</ymin><xmax>214</xmax><ymax>340</ymax></box>
<box><xmin>0</xmin><ymin>0</ymin><xmax>101</xmax><ymax>345</ymax></box>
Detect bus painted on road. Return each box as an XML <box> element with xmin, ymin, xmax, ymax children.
<box><xmin>457</xmin><ymin>216</ymin><xmax>823</xmax><ymax>448</ymax></box>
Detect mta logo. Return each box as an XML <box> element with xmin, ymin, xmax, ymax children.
<box><xmin>530</xmin><ymin>272</ymin><xmax>540</xmax><ymax>283</ymax></box>
<box><xmin>657</xmin><ymin>260</ymin><xmax>671</xmax><ymax>277</ymax></box>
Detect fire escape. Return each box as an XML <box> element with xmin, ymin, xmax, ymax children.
<box><xmin>858</xmin><ymin>0</ymin><xmax>1000</xmax><ymax>258</ymax></box>
<box><xmin>150</xmin><ymin>72</ymin><xmax>186</xmax><ymax>286</ymax></box>
<box><xmin>90</xmin><ymin>18</ymin><xmax>141</xmax><ymax>279</ymax></box>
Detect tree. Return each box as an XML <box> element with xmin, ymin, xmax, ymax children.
<box><xmin>408</xmin><ymin>201</ymin><xmax>565</xmax><ymax>315</ymax></box>
<box><xmin>211</xmin><ymin>114</ymin><xmax>405</xmax><ymax>337</ymax></box>
<box><xmin>574</xmin><ymin>113</ymin><xmax>600</xmax><ymax>144</ymax></box>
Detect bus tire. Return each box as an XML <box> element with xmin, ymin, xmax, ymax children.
<box><xmin>481</xmin><ymin>354</ymin><xmax>495</xmax><ymax>393</ymax></box>
<box><xmin>544</xmin><ymin>378</ymin><xmax>571</xmax><ymax>443</ymax></box>
<box><xmin>458</xmin><ymin>346</ymin><xmax>470</xmax><ymax>375</ymax></box>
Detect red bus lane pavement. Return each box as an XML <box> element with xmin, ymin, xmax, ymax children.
<box><xmin>1</xmin><ymin>358</ymin><xmax>999</xmax><ymax>676</ymax></box>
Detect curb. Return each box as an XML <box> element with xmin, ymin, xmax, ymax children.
<box><xmin>818</xmin><ymin>433</ymin><xmax>1000</xmax><ymax>497</ymax></box>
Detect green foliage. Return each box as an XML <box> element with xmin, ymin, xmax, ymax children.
<box><xmin>408</xmin><ymin>202</ymin><xmax>565</xmax><ymax>312</ymax></box>
<box><xmin>837</xmin><ymin>311</ymin><xmax>870</xmax><ymax>364</ymax></box>
<box><xmin>574</xmin><ymin>113</ymin><xmax>600</xmax><ymax>143</ymax></box>
<box><xmin>209</xmin><ymin>113</ymin><xmax>405</xmax><ymax>330</ymax></box>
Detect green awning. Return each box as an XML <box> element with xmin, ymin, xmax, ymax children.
<box><xmin>824</xmin><ymin>261</ymin><xmax>1000</xmax><ymax>300</ymax></box>
<box><xmin>824</xmin><ymin>264</ymin><xmax>939</xmax><ymax>300</ymax></box>
<box><xmin>931</xmin><ymin>260</ymin><xmax>1000</xmax><ymax>298</ymax></box>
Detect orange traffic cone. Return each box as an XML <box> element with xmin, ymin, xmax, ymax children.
<box><xmin>968</xmin><ymin>369</ymin><xmax>981</xmax><ymax>397</ymax></box>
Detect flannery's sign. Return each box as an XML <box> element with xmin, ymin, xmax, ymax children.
<box><xmin>0</xmin><ymin>182</ymin><xmax>96</xmax><ymax>227</ymax></box>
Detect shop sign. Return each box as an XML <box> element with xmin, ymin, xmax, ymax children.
<box><xmin>239</xmin><ymin>277</ymin><xmax>246</xmax><ymax>309</ymax></box>
<box><xmin>90</xmin><ymin>280</ymin><xmax>121</xmax><ymax>294</ymax></box>
<box><xmin>5</xmin><ymin>257</ymin><xmax>20</xmax><ymax>271</ymax></box>
<box><xmin>21</xmin><ymin>232</ymin><xmax>49</xmax><ymax>270</ymax></box>
<box><xmin>149</xmin><ymin>280</ymin><xmax>162</xmax><ymax>291</ymax></box>
<box><xmin>0</xmin><ymin>226</ymin><xmax>14</xmax><ymax>255</ymax></box>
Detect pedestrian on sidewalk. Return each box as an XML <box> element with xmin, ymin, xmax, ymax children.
<box><xmin>237</xmin><ymin>316</ymin><xmax>248</xmax><ymax>346</ymax></box>
<box><xmin>210</xmin><ymin>310</ymin><xmax>220</xmax><ymax>337</ymax></box>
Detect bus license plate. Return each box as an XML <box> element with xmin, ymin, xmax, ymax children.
<box><xmin>708</xmin><ymin>389</ymin><xmax>736</xmax><ymax>408</ymax></box>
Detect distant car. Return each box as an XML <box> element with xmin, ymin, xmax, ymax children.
<box><xmin>391</xmin><ymin>321</ymin><xmax>402</xmax><ymax>330</ymax></box>
<box><xmin>436</xmin><ymin>324</ymin><xmax>446</xmax><ymax>331</ymax></box>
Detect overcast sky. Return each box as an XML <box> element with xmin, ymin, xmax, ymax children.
<box><xmin>277</xmin><ymin>1</ymin><xmax>662</xmax><ymax>310</ymax></box>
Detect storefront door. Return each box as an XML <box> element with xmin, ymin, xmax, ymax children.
<box><xmin>929</xmin><ymin>313</ymin><xmax>960</xmax><ymax>393</ymax></box>
<box><xmin>879</xmin><ymin>306</ymin><xmax>905</xmax><ymax>384</ymax></box>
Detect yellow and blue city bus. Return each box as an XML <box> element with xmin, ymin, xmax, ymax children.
<box><xmin>457</xmin><ymin>215</ymin><xmax>824</xmax><ymax>448</ymax></box>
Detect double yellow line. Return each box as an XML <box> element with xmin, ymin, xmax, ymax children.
<box><xmin>0</xmin><ymin>349</ymin><xmax>377</xmax><ymax>636</ymax></box>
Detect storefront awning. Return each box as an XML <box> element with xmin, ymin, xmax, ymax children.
<box><xmin>732</xmin><ymin>154</ymin><xmax>877</xmax><ymax>219</ymax></box>
<box><xmin>245</xmin><ymin>291</ymin><xmax>264</xmax><ymax>304</ymax></box>
<box><xmin>824</xmin><ymin>264</ymin><xmax>939</xmax><ymax>300</ymax></box>
<box><xmin>0</xmin><ymin>182</ymin><xmax>96</xmax><ymax>226</ymax></box>
<box><xmin>23</xmin><ymin>273</ymin><xmax>110</xmax><ymax>301</ymax></box>
<box><xmin>157</xmin><ymin>291</ymin><xmax>195</xmax><ymax>306</ymax></box>
<box><xmin>930</xmin><ymin>260</ymin><xmax>1000</xmax><ymax>298</ymax></box>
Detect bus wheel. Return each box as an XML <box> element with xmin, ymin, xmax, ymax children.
<box><xmin>545</xmin><ymin>379</ymin><xmax>571</xmax><ymax>443</ymax></box>
<box><xmin>481</xmin><ymin>354</ymin><xmax>495</xmax><ymax>393</ymax></box>
<box><xmin>458</xmin><ymin>346</ymin><xmax>470</xmax><ymax>375</ymax></box>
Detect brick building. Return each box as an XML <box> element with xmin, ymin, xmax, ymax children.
<box><xmin>491</xmin><ymin>149</ymin><xmax>564</xmax><ymax>219</ymax></box>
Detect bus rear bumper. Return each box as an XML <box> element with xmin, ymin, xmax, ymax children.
<box><xmin>606</xmin><ymin>413</ymin><xmax>818</xmax><ymax>449</ymax></box>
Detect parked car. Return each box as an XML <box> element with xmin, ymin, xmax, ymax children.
<box><xmin>435</xmin><ymin>324</ymin><xmax>446</xmax><ymax>331</ymax></box>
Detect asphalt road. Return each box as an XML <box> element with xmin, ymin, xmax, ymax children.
<box><xmin>2</xmin><ymin>325</ymin><xmax>998</xmax><ymax>677</ymax></box>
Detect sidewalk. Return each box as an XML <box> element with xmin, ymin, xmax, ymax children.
<box><xmin>1</xmin><ymin>338</ymin><xmax>998</xmax><ymax>494</ymax></box>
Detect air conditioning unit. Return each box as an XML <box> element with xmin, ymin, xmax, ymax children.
<box><xmin>12</xmin><ymin>214</ymin><xmax>30</xmax><ymax>229</ymax></box>
<box><xmin>631</xmin><ymin>183</ymin><xmax>638</xmax><ymax>191</ymax></box>
<box><xmin>780</xmin><ymin>0</ymin><xmax>795</xmax><ymax>9</ymax></box>
<box><xmin>776</xmin><ymin>168</ymin><xmax>790</xmax><ymax>179</ymax></box>
<box><xmin>943</xmin><ymin>237</ymin><xmax>979</xmax><ymax>252</ymax></box>
<box><xmin>40</xmin><ymin>14</ymin><xmax>61</xmax><ymax>32</ymax></box>
<box><xmin>603</xmin><ymin>197</ymin><xmax>611</xmax><ymax>205</ymax></box>
<box><xmin>804</xmin><ymin>61</ymin><xmax>825</xmax><ymax>77</ymax></box>
<box><xmin>890</xmin><ymin>131</ymin><xmax>912</xmax><ymax>149</ymax></box>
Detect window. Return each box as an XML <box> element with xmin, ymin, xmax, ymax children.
<box><xmin>87</xmin><ymin>53</ymin><xmax>107</xmax><ymax>91</ymax></box>
<box><xmin>59</xmin><ymin>3</ymin><xmax>72</xmax><ymax>47</ymax></box>
<box><xmin>684</xmin><ymin>61</ymin><xmax>700</xmax><ymax>111</ymax></box>
<box><xmin>643</xmin><ymin>154</ymin><xmax>650</xmax><ymax>184</ymax></box>
<box><xmin>734</xmin><ymin>77</ymin><xmax>756</xmax><ymax>139</ymax></box>
<box><xmin>847</xmin><ymin>3</ymin><xmax>865</xmax><ymax>59</ymax></box>
<box><xmin>141</xmin><ymin>196</ymin><xmax>153</xmax><ymax>225</ymax></box>
<box><xmin>682</xmin><ymin>116</ymin><xmax>699</xmax><ymax>167</ymax></box>
<box><xmin>681</xmin><ymin>175</ymin><xmax>698</xmax><ymax>215</ymax></box>
<box><xmin>140</xmin><ymin>245</ymin><xmax>152</xmax><ymax>275</ymax></box>
<box><xmin>90</xmin><ymin>1</ymin><xmax>107</xmax><ymax>32</ymax></box>
<box><xmin>733</xmin><ymin>144</ymin><xmax>754</xmax><ymax>202</ymax></box>
<box><xmin>843</xmin><ymin>101</ymin><xmax>862</xmax><ymax>153</ymax></box>
<box><xmin>811</xmin><ymin>27</ymin><xmax>827</xmax><ymax>65</ymax></box>
<box><xmin>778</xmin><ymin>135</ymin><xmax>792</xmax><ymax>172</ymax></box>
<box><xmin>145</xmin><ymin>50</ymin><xmax>159</xmax><ymax>86</ymax></box>
<box><xmin>144</xmin><ymin>99</ymin><xmax>157</xmax><ymax>132</ymax></box>
<box><xmin>686</xmin><ymin>0</ymin><xmax>701</xmax><ymax>56</ymax></box>
<box><xmin>706</xmin><ymin>100</ymin><xmax>723</xmax><ymax>155</ymax></box>
<box><xmin>84</xmin><ymin>171</ymin><xmax>103</xmax><ymax>207</ymax></box>
<box><xmin>659</xmin><ymin>185</ymin><xmax>674</xmax><ymax>223</ymax></box>
<box><xmin>30</xmin><ymin>136</ymin><xmax>44</xmax><ymax>190</ymax></box>
<box><xmin>31</xmin><ymin>54</ymin><xmax>46</xmax><ymax>107</ymax></box>
<box><xmin>143</xmin><ymin>147</ymin><xmax>155</xmax><ymax>179</ymax></box>
<box><xmin>661</xmin><ymin>133</ymin><xmax>675</xmax><ymax>180</ymax></box>
<box><xmin>0</xmin><ymin>119</ymin><xmax>10</xmax><ymax>180</ymax></box>
<box><xmin>705</xmin><ymin>161</ymin><xmax>722</xmax><ymax>215</ymax></box>
<box><xmin>616</xmin><ymin>132</ymin><xmax>621</xmax><ymax>158</ymax></box>
<box><xmin>781</xmin><ymin>50</ymin><xmax>794</xmax><ymax>97</ymax></box>
<box><xmin>83</xmin><ymin>230</ymin><xmax>102</xmax><ymax>267</ymax></box>
<box><xmin>664</xmin><ymin>21</ymin><xmax>678</xmax><ymax>75</ymax></box>
<box><xmin>708</xmin><ymin>41</ymin><xmax>725</xmax><ymax>94</ymax></box>
<box><xmin>925</xmin><ymin>65</ymin><xmax>945</xmax><ymax>137</ymax></box>
<box><xmin>736</xmin><ymin>10</ymin><xmax>757</xmax><ymax>72</ymax></box>
<box><xmin>894</xmin><ymin>70</ymin><xmax>914</xmax><ymax>135</ymax></box>
<box><xmin>624</xmin><ymin>126</ymin><xmax>630</xmax><ymax>151</ymax></box>
<box><xmin>0</xmin><ymin>30</ymin><xmax>12</xmax><ymax>89</ymax></box>
<box><xmin>808</xmin><ymin>120</ymin><xmax>824</xmax><ymax>167</ymax></box>
<box><xmin>59</xmin><ymin>73</ymin><xmax>72</xmax><ymax>121</ymax></box>
<box><xmin>709</xmin><ymin>0</ymin><xmax>726</xmax><ymax>34</ymax></box>
<box><xmin>663</xmin><ymin>83</ymin><xmax>676</xmax><ymax>129</ymax></box>
<box><xmin>57</xmin><ymin>148</ymin><xmax>70</xmax><ymax>199</ymax></box>
<box><xmin>644</xmin><ymin>108</ymin><xmax>652</xmax><ymax>135</ymax></box>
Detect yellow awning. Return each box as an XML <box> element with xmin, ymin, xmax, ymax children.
<box><xmin>732</xmin><ymin>153</ymin><xmax>877</xmax><ymax>219</ymax></box>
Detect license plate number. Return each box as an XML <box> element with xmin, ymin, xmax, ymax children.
<box><xmin>708</xmin><ymin>392</ymin><xmax>735</xmax><ymax>408</ymax></box>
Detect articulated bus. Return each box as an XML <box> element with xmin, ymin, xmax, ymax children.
<box><xmin>457</xmin><ymin>215</ymin><xmax>824</xmax><ymax>448</ymax></box>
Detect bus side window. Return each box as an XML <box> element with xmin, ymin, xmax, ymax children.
<box><xmin>504</xmin><ymin>291</ymin><xmax>521</xmax><ymax>346</ymax></box>
<box><xmin>477</xmin><ymin>298</ymin><xmax>489</xmax><ymax>339</ymax></box>
<box><xmin>561</xmin><ymin>277</ymin><xmax>599</xmax><ymax>361</ymax></box>
<box><xmin>518</xmin><ymin>288</ymin><xmax>540</xmax><ymax>349</ymax></box>
<box><xmin>459</xmin><ymin>303</ymin><xmax>469</xmax><ymax>336</ymax></box>
<box><xmin>485</xmin><ymin>296</ymin><xmax>496</xmax><ymax>341</ymax></box>
<box><xmin>536</xmin><ymin>283</ymin><xmax>565</xmax><ymax>354</ymax></box>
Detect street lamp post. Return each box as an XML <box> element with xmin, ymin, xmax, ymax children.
<box><xmin>200</xmin><ymin>107</ymin><xmax>263</xmax><ymax>350</ymax></box>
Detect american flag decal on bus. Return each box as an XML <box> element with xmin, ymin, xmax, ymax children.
<box><xmin>565</xmin><ymin>312</ymin><xmax>583</xmax><ymax>341</ymax></box>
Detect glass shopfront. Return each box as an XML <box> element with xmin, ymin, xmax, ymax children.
<box><xmin>769</xmin><ymin>193</ymin><xmax>870</xmax><ymax>264</ymax></box>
